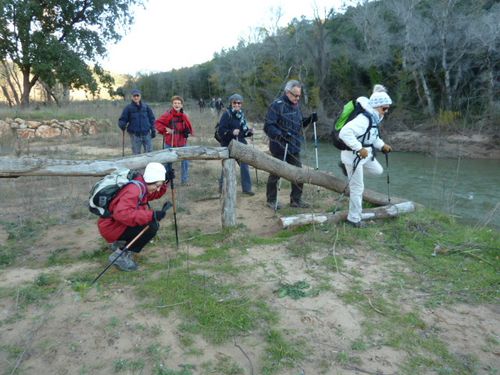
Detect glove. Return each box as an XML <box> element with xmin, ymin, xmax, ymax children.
<box><xmin>244</xmin><ymin>128</ymin><xmax>254</xmax><ymax>137</ymax></box>
<box><xmin>161</xmin><ymin>201</ymin><xmax>173</xmax><ymax>212</ymax></box>
<box><xmin>165</xmin><ymin>168</ymin><xmax>175</xmax><ymax>181</ymax></box>
<box><xmin>357</xmin><ymin>148</ymin><xmax>369</xmax><ymax>159</ymax></box>
<box><xmin>151</xmin><ymin>129</ymin><xmax>156</xmax><ymax>138</ymax></box>
<box><xmin>183</xmin><ymin>129</ymin><xmax>190</xmax><ymax>138</ymax></box>
<box><xmin>154</xmin><ymin>210</ymin><xmax>166</xmax><ymax>222</ymax></box>
<box><xmin>311</xmin><ymin>112</ymin><xmax>318</xmax><ymax>123</ymax></box>
<box><xmin>382</xmin><ymin>144</ymin><xmax>392</xmax><ymax>154</ymax></box>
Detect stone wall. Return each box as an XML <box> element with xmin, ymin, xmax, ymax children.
<box><xmin>0</xmin><ymin>118</ymin><xmax>101</xmax><ymax>139</ymax></box>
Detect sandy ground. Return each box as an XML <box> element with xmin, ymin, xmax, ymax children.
<box><xmin>0</xmin><ymin>130</ymin><xmax>498</xmax><ymax>375</ymax></box>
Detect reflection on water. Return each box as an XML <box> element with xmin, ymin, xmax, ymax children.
<box><xmin>303</xmin><ymin>142</ymin><xmax>500</xmax><ymax>228</ymax></box>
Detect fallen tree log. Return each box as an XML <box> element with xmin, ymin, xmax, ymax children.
<box><xmin>229</xmin><ymin>140</ymin><xmax>407</xmax><ymax>206</ymax></box>
<box><xmin>280</xmin><ymin>201</ymin><xmax>417</xmax><ymax>228</ymax></box>
<box><xmin>0</xmin><ymin>146</ymin><xmax>229</xmax><ymax>177</ymax></box>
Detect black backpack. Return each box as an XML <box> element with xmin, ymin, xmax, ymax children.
<box><xmin>88</xmin><ymin>169</ymin><xmax>145</xmax><ymax>217</ymax></box>
<box><xmin>331</xmin><ymin>99</ymin><xmax>373</xmax><ymax>150</ymax></box>
<box><xmin>214</xmin><ymin>110</ymin><xmax>231</xmax><ymax>144</ymax></box>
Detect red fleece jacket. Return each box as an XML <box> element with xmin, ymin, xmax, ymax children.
<box><xmin>97</xmin><ymin>175</ymin><xmax>167</xmax><ymax>243</ymax></box>
<box><xmin>155</xmin><ymin>108</ymin><xmax>194</xmax><ymax>147</ymax></box>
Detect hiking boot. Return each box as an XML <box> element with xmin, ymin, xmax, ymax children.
<box><xmin>242</xmin><ymin>191</ymin><xmax>255</xmax><ymax>196</ymax></box>
<box><xmin>290</xmin><ymin>200</ymin><xmax>310</xmax><ymax>208</ymax></box>
<box><xmin>338</xmin><ymin>161</ymin><xmax>348</xmax><ymax>177</ymax></box>
<box><xmin>346</xmin><ymin>219</ymin><xmax>367</xmax><ymax>228</ymax></box>
<box><xmin>108</xmin><ymin>249</ymin><xmax>138</xmax><ymax>271</ymax></box>
<box><xmin>125</xmin><ymin>251</ymin><xmax>139</xmax><ymax>270</ymax></box>
<box><xmin>267</xmin><ymin>201</ymin><xmax>281</xmax><ymax>210</ymax></box>
<box><xmin>110</xmin><ymin>241</ymin><xmax>126</xmax><ymax>252</ymax></box>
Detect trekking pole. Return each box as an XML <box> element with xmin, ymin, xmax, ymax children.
<box><xmin>275</xmin><ymin>142</ymin><xmax>289</xmax><ymax>212</ymax></box>
<box><xmin>163</xmin><ymin>134</ymin><xmax>179</xmax><ymax>249</ymax></box>
<box><xmin>385</xmin><ymin>152</ymin><xmax>391</xmax><ymax>203</ymax></box>
<box><xmin>251</xmin><ymin>134</ymin><xmax>259</xmax><ymax>185</ymax></box>
<box><xmin>122</xmin><ymin>129</ymin><xmax>125</xmax><ymax>157</ymax></box>
<box><xmin>312</xmin><ymin>120</ymin><xmax>319</xmax><ymax>192</ymax></box>
<box><xmin>91</xmin><ymin>225</ymin><xmax>149</xmax><ymax>286</ymax></box>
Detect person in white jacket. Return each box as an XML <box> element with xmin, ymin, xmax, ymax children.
<box><xmin>339</xmin><ymin>85</ymin><xmax>393</xmax><ymax>227</ymax></box>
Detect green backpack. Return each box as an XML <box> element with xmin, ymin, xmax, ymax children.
<box><xmin>331</xmin><ymin>99</ymin><xmax>373</xmax><ymax>150</ymax></box>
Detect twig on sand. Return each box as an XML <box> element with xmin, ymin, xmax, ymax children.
<box><xmin>367</xmin><ymin>297</ymin><xmax>386</xmax><ymax>315</ymax></box>
<box><xmin>343</xmin><ymin>365</ymin><xmax>395</xmax><ymax>375</ymax></box>
<box><xmin>234</xmin><ymin>339</ymin><xmax>254</xmax><ymax>375</ymax></box>
<box><xmin>156</xmin><ymin>300</ymin><xmax>189</xmax><ymax>309</ymax></box>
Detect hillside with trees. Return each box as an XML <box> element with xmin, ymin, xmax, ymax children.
<box><xmin>124</xmin><ymin>0</ymin><xmax>498</xmax><ymax>133</ymax></box>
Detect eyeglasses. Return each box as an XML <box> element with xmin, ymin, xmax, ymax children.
<box><xmin>232</xmin><ymin>101</ymin><xmax>242</xmax><ymax>105</ymax></box>
<box><xmin>382</xmin><ymin>107</ymin><xmax>390</xmax><ymax>112</ymax></box>
<box><xmin>288</xmin><ymin>92</ymin><xmax>301</xmax><ymax>99</ymax></box>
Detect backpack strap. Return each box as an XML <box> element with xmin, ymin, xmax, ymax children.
<box><xmin>128</xmin><ymin>180</ymin><xmax>147</xmax><ymax>206</ymax></box>
<box><xmin>357</xmin><ymin>112</ymin><xmax>378</xmax><ymax>147</ymax></box>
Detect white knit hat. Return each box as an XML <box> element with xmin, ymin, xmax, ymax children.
<box><xmin>369</xmin><ymin>91</ymin><xmax>392</xmax><ymax>108</ymax></box>
<box><xmin>143</xmin><ymin>162</ymin><xmax>166</xmax><ymax>183</ymax></box>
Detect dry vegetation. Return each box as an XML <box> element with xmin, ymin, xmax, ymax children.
<box><xmin>0</xmin><ymin>102</ymin><xmax>498</xmax><ymax>375</ymax></box>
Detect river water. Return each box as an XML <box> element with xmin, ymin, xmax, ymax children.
<box><xmin>303</xmin><ymin>142</ymin><xmax>500</xmax><ymax>228</ymax></box>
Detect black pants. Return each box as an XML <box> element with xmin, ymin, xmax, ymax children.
<box><xmin>118</xmin><ymin>221</ymin><xmax>159</xmax><ymax>253</ymax></box>
<box><xmin>266</xmin><ymin>151</ymin><xmax>303</xmax><ymax>204</ymax></box>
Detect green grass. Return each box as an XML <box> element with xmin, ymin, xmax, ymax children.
<box><xmin>261</xmin><ymin>329</ymin><xmax>307</xmax><ymax>375</ymax></box>
<box><xmin>0</xmin><ymin>219</ymin><xmax>51</xmax><ymax>267</ymax></box>
<box><xmin>139</xmin><ymin>269</ymin><xmax>277</xmax><ymax>344</ymax></box>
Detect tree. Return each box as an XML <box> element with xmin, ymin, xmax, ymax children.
<box><xmin>0</xmin><ymin>0</ymin><xmax>144</xmax><ymax>107</ymax></box>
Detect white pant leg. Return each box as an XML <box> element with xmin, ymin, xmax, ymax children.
<box><xmin>363</xmin><ymin>157</ymin><xmax>383</xmax><ymax>177</ymax></box>
<box><xmin>345</xmin><ymin>156</ymin><xmax>364</xmax><ymax>223</ymax></box>
<box><xmin>341</xmin><ymin>153</ymin><xmax>383</xmax><ymax>223</ymax></box>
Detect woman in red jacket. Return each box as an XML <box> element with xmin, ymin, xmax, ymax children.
<box><xmin>98</xmin><ymin>162</ymin><xmax>170</xmax><ymax>271</ymax></box>
<box><xmin>155</xmin><ymin>96</ymin><xmax>194</xmax><ymax>185</ymax></box>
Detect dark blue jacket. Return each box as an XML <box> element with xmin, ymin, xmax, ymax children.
<box><xmin>118</xmin><ymin>101</ymin><xmax>155</xmax><ymax>135</ymax></box>
<box><xmin>264</xmin><ymin>95</ymin><xmax>310</xmax><ymax>156</ymax></box>
<box><xmin>218</xmin><ymin>108</ymin><xmax>253</xmax><ymax>147</ymax></box>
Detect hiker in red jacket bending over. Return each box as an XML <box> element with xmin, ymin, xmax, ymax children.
<box><xmin>98</xmin><ymin>162</ymin><xmax>173</xmax><ymax>271</ymax></box>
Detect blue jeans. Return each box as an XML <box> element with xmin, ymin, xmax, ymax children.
<box><xmin>219</xmin><ymin>161</ymin><xmax>252</xmax><ymax>193</ymax></box>
<box><xmin>130</xmin><ymin>133</ymin><xmax>152</xmax><ymax>154</ymax></box>
<box><xmin>164</xmin><ymin>145</ymin><xmax>190</xmax><ymax>184</ymax></box>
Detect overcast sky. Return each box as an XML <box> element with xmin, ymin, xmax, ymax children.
<box><xmin>100</xmin><ymin>0</ymin><xmax>355</xmax><ymax>75</ymax></box>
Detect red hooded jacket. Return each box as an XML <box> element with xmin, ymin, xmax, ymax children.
<box><xmin>155</xmin><ymin>108</ymin><xmax>194</xmax><ymax>147</ymax></box>
<box><xmin>97</xmin><ymin>175</ymin><xmax>167</xmax><ymax>243</ymax></box>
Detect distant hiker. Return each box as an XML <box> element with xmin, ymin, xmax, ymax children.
<box><xmin>215</xmin><ymin>97</ymin><xmax>224</xmax><ymax>116</ymax></box>
<box><xmin>198</xmin><ymin>98</ymin><xmax>205</xmax><ymax>112</ymax></box>
<box><xmin>339</xmin><ymin>84</ymin><xmax>393</xmax><ymax>228</ymax></box>
<box><xmin>118</xmin><ymin>89</ymin><xmax>156</xmax><ymax>155</ymax></box>
<box><xmin>210</xmin><ymin>97</ymin><xmax>216</xmax><ymax>114</ymax></box>
<box><xmin>264</xmin><ymin>80</ymin><xmax>318</xmax><ymax>209</ymax></box>
<box><xmin>217</xmin><ymin>93</ymin><xmax>255</xmax><ymax>196</ymax></box>
<box><xmin>98</xmin><ymin>162</ymin><xmax>172</xmax><ymax>271</ymax></box>
<box><xmin>155</xmin><ymin>95</ymin><xmax>195</xmax><ymax>185</ymax></box>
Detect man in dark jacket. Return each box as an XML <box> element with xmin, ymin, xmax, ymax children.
<box><xmin>264</xmin><ymin>80</ymin><xmax>318</xmax><ymax>209</ymax></box>
<box><xmin>118</xmin><ymin>89</ymin><xmax>156</xmax><ymax>154</ymax></box>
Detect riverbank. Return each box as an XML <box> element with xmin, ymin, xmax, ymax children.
<box><xmin>384</xmin><ymin>130</ymin><xmax>500</xmax><ymax>159</ymax></box>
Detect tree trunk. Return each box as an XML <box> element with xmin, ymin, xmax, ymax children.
<box><xmin>21</xmin><ymin>69</ymin><xmax>31</xmax><ymax>107</ymax></box>
<box><xmin>280</xmin><ymin>201</ymin><xmax>417</xmax><ymax>228</ymax></box>
<box><xmin>228</xmin><ymin>141</ymin><xmax>409</xmax><ymax>206</ymax></box>
<box><xmin>418</xmin><ymin>69</ymin><xmax>435</xmax><ymax>116</ymax></box>
<box><xmin>0</xmin><ymin>146</ymin><xmax>230</xmax><ymax>177</ymax></box>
